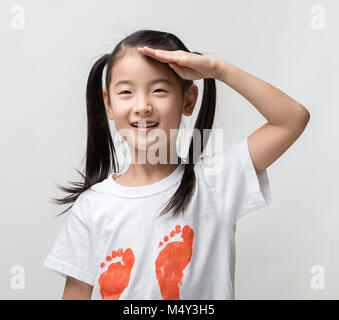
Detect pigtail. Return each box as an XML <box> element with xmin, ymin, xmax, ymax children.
<box><xmin>51</xmin><ymin>53</ymin><xmax>119</xmax><ymax>216</ymax></box>
<box><xmin>158</xmin><ymin>77</ymin><xmax>216</xmax><ymax>218</ymax></box>
<box><xmin>85</xmin><ymin>54</ymin><xmax>119</xmax><ymax>185</ymax></box>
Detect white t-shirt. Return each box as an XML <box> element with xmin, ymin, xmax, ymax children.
<box><xmin>43</xmin><ymin>136</ymin><xmax>271</xmax><ymax>300</ymax></box>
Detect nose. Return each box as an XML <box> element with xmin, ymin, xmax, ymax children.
<box><xmin>133</xmin><ymin>96</ymin><xmax>153</xmax><ymax>115</ymax></box>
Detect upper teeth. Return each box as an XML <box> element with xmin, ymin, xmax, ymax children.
<box><xmin>132</xmin><ymin>122</ymin><xmax>158</xmax><ymax>127</ymax></box>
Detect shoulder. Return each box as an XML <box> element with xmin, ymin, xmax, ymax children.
<box><xmin>195</xmin><ymin>138</ymin><xmax>244</xmax><ymax>177</ymax></box>
<box><xmin>71</xmin><ymin>177</ymin><xmax>111</xmax><ymax>217</ymax></box>
<box><xmin>84</xmin><ymin>175</ymin><xmax>115</xmax><ymax>200</ymax></box>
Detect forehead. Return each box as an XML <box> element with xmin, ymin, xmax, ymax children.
<box><xmin>110</xmin><ymin>50</ymin><xmax>177</xmax><ymax>86</ymax></box>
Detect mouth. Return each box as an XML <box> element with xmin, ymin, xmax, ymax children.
<box><xmin>130</xmin><ymin>120</ymin><xmax>159</xmax><ymax>132</ymax></box>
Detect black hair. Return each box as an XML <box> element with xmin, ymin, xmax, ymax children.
<box><xmin>50</xmin><ymin>29</ymin><xmax>216</xmax><ymax>218</ymax></box>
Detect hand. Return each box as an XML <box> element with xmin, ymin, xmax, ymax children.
<box><xmin>137</xmin><ymin>46</ymin><xmax>218</xmax><ymax>81</ymax></box>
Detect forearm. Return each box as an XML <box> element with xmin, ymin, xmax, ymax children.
<box><xmin>213</xmin><ymin>59</ymin><xmax>310</xmax><ymax>127</ymax></box>
<box><xmin>62</xmin><ymin>276</ymin><xmax>93</xmax><ymax>300</ymax></box>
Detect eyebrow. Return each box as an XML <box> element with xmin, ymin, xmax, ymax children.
<box><xmin>114</xmin><ymin>78</ymin><xmax>173</xmax><ymax>88</ymax></box>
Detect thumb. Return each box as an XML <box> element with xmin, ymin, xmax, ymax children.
<box><xmin>168</xmin><ymin>63</ymin><xmax>183</xmax><ymax>75</ymax></box>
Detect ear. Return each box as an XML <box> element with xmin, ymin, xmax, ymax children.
<box><xmin>102</xmin><ymin>89</ymin><xmax>114</xmax><ymax>120</ymax></box>
<box><xmin>182</xmin><ymin>84</ymin><xmax>198</xmax><ymax>117</ymax></box>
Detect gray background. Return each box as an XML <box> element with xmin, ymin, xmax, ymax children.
<box><xmin>0</xmin><ymin>0</ymin><xmax>337</xmax><ymax>299</ymax></box>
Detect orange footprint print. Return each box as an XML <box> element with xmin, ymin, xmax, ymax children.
<box><xmin>155</xmin><ymin>224</ymin><xmax>195</xmax><ymax>300</ymax></box>
<box><xmin>98</xmin><ymin>248</ymin><xmax>135</xmax><ymax>300</ymax></box>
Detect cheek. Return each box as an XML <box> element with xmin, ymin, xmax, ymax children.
<box><xmin>110</xmin><ymin>107</ymin><xmax>129</xmax><ymax>129</ymax></box>
<box><xmin>159</xmin><ymin>98</ymin><xmax>182</xmax><ymax>121</ymax></box>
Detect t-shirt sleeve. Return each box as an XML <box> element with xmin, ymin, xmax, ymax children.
<box><xmin>197</xmin><ymin>136</ymin><xmax>271</xmax><ymax>224</ymax></box>
<box><xmin>43</xmin><ymin>192</ymin><xmax>94</xmax><ymax>286</ymax></box>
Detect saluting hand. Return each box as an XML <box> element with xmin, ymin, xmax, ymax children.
<box><xmin>137</xmin><ymin>46</ymin><xmax>218</xmax><ymax>81</ymax></box>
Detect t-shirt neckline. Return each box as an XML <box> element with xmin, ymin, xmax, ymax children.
<box><xmin>104</xmin><ymin>163</ymin><xmax>185</xmax><ymax>198</ymax></box>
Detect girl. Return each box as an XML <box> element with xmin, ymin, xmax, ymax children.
<box><xmin>43</xmin><ymin>29</ymin><xmax>310</xmax><ymax>300</ymax></box>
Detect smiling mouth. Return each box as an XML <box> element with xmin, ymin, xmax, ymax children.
<box><xmin>130</xmin><ymin>120</ymin><xmax>159</xmax><ymax>130</ymax></box>
<box><xmin>131</xmin><ymin>124</ymin><xmax>159</xmax><ymax>133</ymax></box>
<box><xmin>131</xmin><ymin>123</ymin><xmax>159</xmax><ymax>128</ymax></box>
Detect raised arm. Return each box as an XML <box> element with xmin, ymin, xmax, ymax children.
<box><xmin>136</xmin><ymin>47</ymin><xmax>310</xmax><ymax>175</ymax></box>
<box><xmin>214</xmin><ymin>60</ymin><xmax>310</xmax><ymax>174</ymax></box>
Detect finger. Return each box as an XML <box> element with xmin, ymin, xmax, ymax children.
<box><xmin>138</xmin><ymin>46</ymin><xmax>172</xmax><ymax>58</ymax></box>
<box><xmin>138</xmin><ymin>46</ymin><xmax>175</xmax><ymax>55</ymax></box>
<box><xmin>168</xmin><ymin>63</ymin><xmax>184</xmax><ymax>77</ymax></box>
<box><xmin>138</xmin><ymin>47</ymin><xmax>180</xmax><ymax>63</ymax></box>
<box><xmin>140</xmin><ymin>51</ymin><xmax>174</xmax><ymax>64</ymax></box>
<box><xmin>137</xmin><ymin>47</ymin><xmax>166</xmax><ymax>62</ymax></box>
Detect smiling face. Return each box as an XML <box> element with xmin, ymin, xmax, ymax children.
<box><xmin>103</xmin><ymin>48</ymin><xmax>198</xmax><ymax>163</ymax></box>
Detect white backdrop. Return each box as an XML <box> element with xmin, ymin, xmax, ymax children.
<box><xmin>0</xmin><ymin>0</ymin><xmax>337</xmax><ymax>299</ymax></box>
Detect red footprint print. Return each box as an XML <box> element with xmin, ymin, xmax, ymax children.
<box><xmin>98</xmin><ymin>248</ymin><xmax>135</xmax><ymax>300</ymax></box>
<box><xmin>155</xmin><ymin>224</ymin><xmax>194</xmax><ymax>300</ymax></box>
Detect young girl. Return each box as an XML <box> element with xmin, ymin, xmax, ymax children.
<box><xmin>43</xmin><ymin>29</ymin><xmax>310</xmax><ymax>300</ymax></box>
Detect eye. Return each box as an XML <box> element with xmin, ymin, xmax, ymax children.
<box><xmin>118</xmin><ymin>89</ymin><xmax>166</xmax><ymax>95</ymax></box>
<box><xmin>119</xmin><ymin>90</ymin><xmax>131</xmax><ymax>95</ymax></box>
